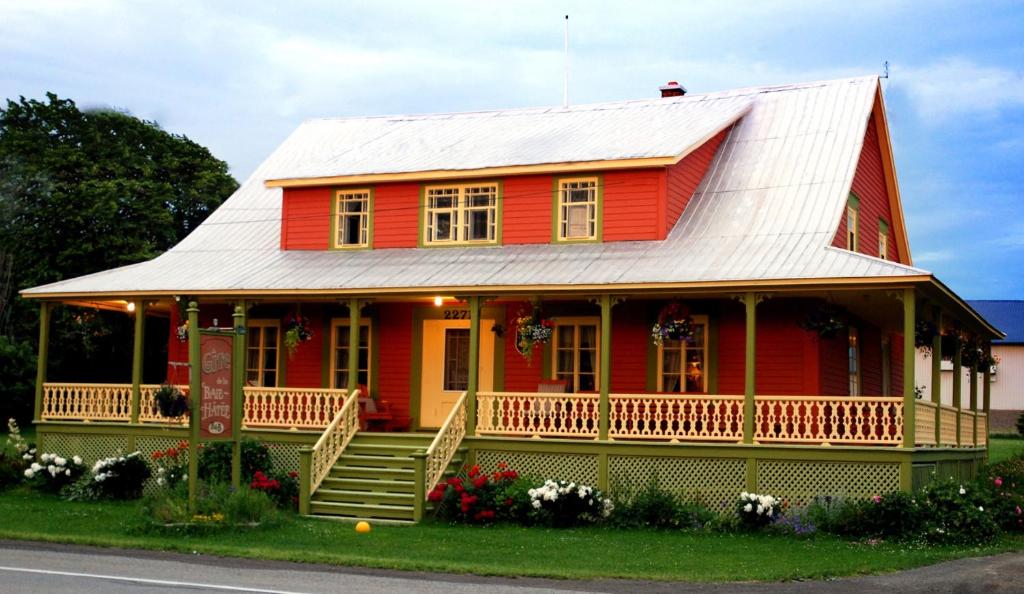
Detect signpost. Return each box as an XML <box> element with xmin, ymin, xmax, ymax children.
<box><xmin>199</xmin><ymin>332</ymin><xmax>234</xmax><ymax>440</ymax></box>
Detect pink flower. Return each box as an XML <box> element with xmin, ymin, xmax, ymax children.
<box><xmin>994</xmin><ymin>477</ymin><xmax>1003</xmax><ymax>488</ymax></box>
<box><xmin>1016</xmin><ymin>506</ymin><xmax>1022</xmax><ymax>516</ymax></box>
<box><xmin>872</xmin><ymin>495</ymin><xmax>882</xmax><ymax>504</ymax></box>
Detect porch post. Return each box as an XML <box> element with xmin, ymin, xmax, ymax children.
<box><xmin>466</xmin><ymin>296</ymin><xmax>481</xmax><ymax>435</ymax></box>
<box><xmin>952</xmin><ymin>340</ymin><xmax>962</xmax><ymax>447</ymax></box>
<box><xmin>743</xmin><ymin>292</ymin><xmax>756</xmax><ymax>445</ymax></box>
<box><xmin>187</xmin><ymin>301</ymin><xmax>200</xmax><ymax>512</ymax></box>
<box><xmin>983</xmin><ymin>350</ymin><xmax>991</xmax><ymax>450</ymax></box>
<box><xmin>599</xmin><ymin>295</ymin><xmax>612</xmax><ymax>441</ymax></box>
<box><xmin>33</xmin><ymin>302</ymin><xmax>52</xmax><ymax>422</ymax></box>
<box><xmin>231</xmin><ymin>303</ymin><xmax>246</xmax><ymax>488</ymax></box>
<box><xmin>130</xmin><ymin>300</ymin><xmax>146</xmax><ymax>424</ymax></box>
<box><xmin>931</xmin><ymin>307</ymin><xmax>942</xmax><ymax>446</ymax></box>
<box><xmin>969</xmin><ymin>362</ymin><xmax>978</xmax><ymax>447</ymax></box>
<box><xmin>347</xmin><ymin>298</ymin><xmax>360</xmax><ymax>394</ymax></box>
<box><xmin>901</xmin><ymin>288</ymin><xmax>916</xmax><ymax>449</ymax></box>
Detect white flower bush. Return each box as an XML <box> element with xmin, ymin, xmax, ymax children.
<box><xmin>736</xmin><ymin>491</ymin><xmax>782</xmax><ymax>528</ymax></box>
<box><xmin>86</xmin><ymin>452</ymin><xmax>151</xmax><ymax>500</ymax></box>
<box><xmin>527</xmin><ymin>480</ymin><xmax>613</xmax><ymax>526</ymax></box>
<box><xmin>23</xmin><ymin>452</ymin><xmax>86</xmax><ymax>493</ymax></box>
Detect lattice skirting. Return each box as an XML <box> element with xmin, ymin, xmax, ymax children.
<box><xmin>267</xmin><ymin>442</ymin><xmax>301</xmax><ymax>474</ymax></box>
<box><xmin>475</xmin><ymin>450</ymin><xmax>600</xmax><ymax>486</ymax></box>
<box><xmin>756</xmin><ymin>460</ymin><xmax>900</xmax><ymax>508</ymax></box>
<box><xmin>608</xmin><ymin>456</ymin><xmax>746</xmax><ymax>513</ymax></box>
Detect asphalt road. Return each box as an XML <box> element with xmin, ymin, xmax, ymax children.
<box><xmin>0</xmin><ymin>540</ymin><xmax>1021</xmax><ymax>593</ymax></box>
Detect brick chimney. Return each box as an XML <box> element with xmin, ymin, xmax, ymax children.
<box><xmin>659</xmin><ymin>81</ymin><xmax>687</xmax><ymax>98</ymax></box>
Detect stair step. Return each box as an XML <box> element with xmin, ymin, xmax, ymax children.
<box><xmin>320</xmin><ymin>476</ymin><xmax>415</xmax><ymax>493</ymax></box>
<box><xmin>347</xmin><ymin>443</ymin><xmax>427</xmax><ymax>456</ymax></box>
<box><xmin>310</xmin><ymin>500</ymin><xmax>415</xmax><ymax>521</ymax></box>
<box><xmin>351</xmin><ymin>433</ymin><xmax>435</xmax><ymax>445</ymax></box>
<box><xmin>313</xmin><ymin>489</ymin><xmax>413</xmax><ymax>505</ymax></box>
<box><xmin>308</xmin><ymin>515</ymin><xmax>416</xmax><ymax>526</ymax></box>
<box><xmin>337</xmin><ymin>454</ymin><xmax>415</xmax><ymax>469</ymax></box>
<box><xmin>331</xmin><ymin>466</ymin><xmax>414</xmax><ymax>480</ymax></box>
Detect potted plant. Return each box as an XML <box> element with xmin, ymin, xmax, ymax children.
<box><xmin>284</xmin><ymin>315</ymin><xmax>313</xmax><ymax>358</ymax></box>
<box><xmin>652</xmin><ymin>301</ymin><xmax>695</xmax><ymax>345</ymax></box>
<box><xmin>514</xmin><ymin>307</ymin><xmax>554</xmax><ymax>362</ymax></box>
<box><xmin>153</xmin><ymin>384</ymin><xmax>189</xmax><ymax>419</ymax></box>
<box><xmin>798</xmin><ymin>303</ymin><xmax>847</xmax><ymax>339</ymax></box>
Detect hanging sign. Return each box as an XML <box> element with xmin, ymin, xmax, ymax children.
<box><xmin>199</xmin><ymin>331</ymin><xmax>234</xmax><ymax>440</ymax></box>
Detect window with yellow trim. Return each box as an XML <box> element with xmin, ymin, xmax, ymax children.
<box><xmin>333</xmin><ymin>190</ymin><xmax>370</xmax><ymax>248</ymax></box>
<box><xmin>657</xmin><ymin>316</ymin><xmax>708</xmax><ymax>393</ymax></box>
<box><xmin>551</xmin><ymin>318</ymin><xmax>599</xmax><ymax>392</ymax></box>
<box><xmin>424</xmin><ymin>183</ymin><xmax>498</xmax><ymax>245</ymax></box>
<box><xmin>848</xmin><ymin>326</ymin><xmax>860</xmax><ymax>396</ymax></box>
<box><xmin>557</xmin><ymin>178</ymin><xmax>598</xmax><ymax>241</ymax></box>
<box><xmin>330</xmin><ymin>320</ymin><xmax>371</xmax><ymax>389</ymax></box>
<box><xmin>878</xmin><ymin>220</ymin><xmax>889</xmax><ymax>260</ymax></box>
<box><xmin>246</xmin><ymin>320</ymin><xmax>279</xmax><ymax>387</ymax></box>
<box><xmin>846</xmin><ymin>206</ymin><xmax>858</xmax><ymax>251</ymax></box>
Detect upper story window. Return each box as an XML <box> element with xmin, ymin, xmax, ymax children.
<box><xmin>657</xmin><ymin>316</ymin><xmax>708</xmax><ymax>393</ymax></box>
<box><xmin>246</xmin><ymin>320</ymin><xmax>280</xmax><ymax>387</ymax></box>
<box><xmin>878</xmin><ymin>219</ymin><xmax>889</xmax><ymax>260</ymax></box>
<box><xmin>423</xmin><ymin>183</ymin><xmax>499</xmax><ymax>245</ymax></box>
<box><xmin>555</xmin><ymin>177</ymin><xmax>600</xmax><ymax>242</ymax></box>
<box><xmin>551</xmin><ymin>317</ymin><xmax>599</xmax><ymax>392</ymax></box>
<box><xmin>332</xmin><ymin>189</ymin><xmax>372</xmax><ymax>249</ymax></box>
<box><xmin>846</xmin><ymin>194</ymin><xmax>859</xmax><ymax>251</ymax></box>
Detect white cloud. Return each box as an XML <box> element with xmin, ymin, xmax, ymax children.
<box><xmin>896</xmin><ymin>57</ymin><xmax>1024</xmax><ymax>122</ymax></box>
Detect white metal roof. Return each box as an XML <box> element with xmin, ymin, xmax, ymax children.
<box><xmin>23</xmin><ymin>75</ymin><xmax>931</xmax><ymax>298</ymax></box>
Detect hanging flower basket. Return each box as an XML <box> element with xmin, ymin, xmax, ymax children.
<box><xmin>284</xmin><ymin>315</ymin><xmax>313</xmax><ymax>358</ymax></box>
<box><xmin>914</xmin><ymin>319</ymin><xmax>939</xmax><ymax>351</ymax></box>
<box><xmin>652</xmin><ymin>302</ymin><xmax>695</xmax><ymax>346</ymax></box>
<box><xmin>798</xmin><ymin>303</ymin><xmax>847</xmax><ymax>339</ymax></box>
<box><xmin>175</xmin><ymin>320</ymin><xmax>189</xmax><ymax>343</ymax></box>
<box><xmin>153</xmin><ymin>384</ymin><xmax>189</xmax><ymax>418</ymax></box>
<box><xmin>514</xmin><ymin>307</ymin><xmax>554</xmax><ymax>362</ymax></box>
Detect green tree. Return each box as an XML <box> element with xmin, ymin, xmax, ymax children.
<box><xmin>0</xmin><ymin>93</ymin><xmax>238</xmax><ymax>423</ymax></box>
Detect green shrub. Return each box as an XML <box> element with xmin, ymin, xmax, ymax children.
<box><xmin>611</xmin><ymin>479</ymin><xmax>713</xmax><ymax>529</ymax></box>
<box><xmin>24</xmin><ymin>453</ymin><xmax>87</xmax><ymax>493</ymax></box>
<box><xmin>429</xmin><ymin>463</ymin><xmax>521</xmax><ymax>523</ymax></box>
<box><xmin>736</xmin><ymin>492</ymin><xmax>782</xmax><ymax>530</ymax></box>
<box><xmin>133</xmin><ymin>480</ymin><xmax>278</xmax><ymax>536</ymax></box>
<box><xmin>1016</xmin><ymin>412</ymin><xmax>1024</xmax><ymax>437</ymax></box>
<box><xmin>250</xmin><ymin>469</ymin><xmax>299</xmax><ymax>511</ymax></box>
<box><xmin>1</xmin><ymin>419</ymin><xmax>33</xmax><ymax>490</ymax></box>
<box><xmin>495</xmin><ymin>475</ymin><xmax>538</xmax><ymax>523</ymax></box>
<box><xmin>85</xmin><ymin>452</ymin><xmax>151</xmax><ymax>500</ymax></box>
<box><xmin>528</xmin><ymin>480</ymin><xmax>612</xmax><ymax>527</ymax></box>
<box><xmin>975</xmin><ymin>458</ymin><xmax>1024</xmax><ymax>533</ymax></box>
<box><xmin>918</xmin><ymin>479</ymin><xmax>999</xmax><ymax>545</ymax></box>
<box><xmin>198</xmin><ymin>438</ymin><xmax>271</xmax><ymax>484</ymax></box>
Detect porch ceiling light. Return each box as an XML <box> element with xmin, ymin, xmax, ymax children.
<box><xmin>126</xmin><ymin>301</ymin><xmax>136</xmax><ymax>313</ymax></box>
<box><xmin>433</xmin><ymin>296</ymin><xmax>444</xmax><ymax>307</ymax></box>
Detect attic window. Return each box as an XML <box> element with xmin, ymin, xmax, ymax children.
<box><xmin>555</xmin><ymin>177</ymin><xmax>600</xmax><ymax>242</ymax></box>
<box><xmin>423</xmin><ymin>183</ymin><xmax>498</xmax><ymax>245</ymax></box>
<box><xmin>846</xmin><ymin>194</ymin><xmax>860</xmax><ymax>252</ymax></box>
<box><xmin>878</xmin><ymin>219</ymin><xmax>889</xmax><ymax>260</ymax></box>
<box><xmin>332</xmin><ymin>190</ymin><xmax>371</xmax><ymax>249</ymax></box>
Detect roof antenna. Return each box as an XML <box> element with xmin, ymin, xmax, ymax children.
<box><xmin>563</xmin><ymin>15</ymin><xmax>569</xmax><ymax>108</ymax></box>
<box><xmin>881</xmin><ymin>60</ymin><xmax>890</xmax><ymax>79</ymax></box>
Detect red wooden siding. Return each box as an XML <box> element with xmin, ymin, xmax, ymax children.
<box><xmin>819</xmin><ymin>332</ymin><xmax>849</xmax><ymax>396</ymax></box>
<box><xmin>375</xmin><ymin>303</ymin><xmax>414</xmax><ymax>426</ymax></box>
<box><xmin>602</xmin><ymin>169</ymin><xmax>662</xmax><ymax>241</ymax></box>
<box><xmin>610</xmin><ymin>305</ymin><xmax>648</xmax><ymax>392</ymax></box>
<box><xmin>891</xmin><ymin>333</ymin><xmax>904</xmax><ymax>397</ymax></box>
<box><xmin>664</xmin><ymin>126</ymin><xmax>730</xmax><ymax>237</ymax></box>
<box><xmin>373</xmin><ymin>183</ymin><xmax>420</xmax><ymax>249</ymax></box>
<box><xmin>859</xmin><ymin>324</ymin><xmax>883</xmax><ymax>396</ymax></box>
<box><xmin>755</xmin><ymin>302</ymin><xmax>819</xmax><ymax>395</ymax></box>
<box><xmin>716</xmin><ymin>301</ymin><xmax>746</xmax><ymax>395</ymax></box>
<box><xmin>832</xmin><ymin>114</ymin><xmax>900</xmax><ymax>262</ymax></box>
<box><xmin>284</xmin><ymin>306</ymin><xmax>324</xmax><ymax>388</ymax></box>
<box><xmin>503</xmin><ymin>302</ymin><xmax>544</xmax><ymax>391</ymax></box>
<box><xmin>281</xmin><ymin>187</ymin><xmax>331</xmax><ymax>250</ymax></box>
<box><xmin>503</xmin><ymin>175</ymin><xmax>553</xmax><ymax>244</ymax></box>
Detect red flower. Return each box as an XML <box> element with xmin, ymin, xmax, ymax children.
<box><xmin>468</xmin><ymin>465</ymin><xmax>481</xmax><ymax>479</ymax></box>
<box><xmin>176</xmin><ymin>440</ymin><xmax>189</xmax><ymax>449</ymax></box>
<box><xmin>446</xmin><ymin>477</ymin><xmax>462</xmax><ymax>486</ymax></box>
<box><xmin>151</xmin><ymin>450</ymin><xmax>164</xmax><ymax>461</ymax></box>
<box><xmin>288</xmin><ymin>471</ymin><xmax>298</xmax><ymax>478</ymax></box>
<box><xmin>497</xmin><ymin>462</ymin><xmax>508</xmax><ymax>470</ymax></box>
<box><xmin>473</xmin><ymin>475</ymin><xmax>488</xmax><ymax>489</ymax></box>
<box><xmin>505</xmin><ymin>498</ymin><xmax>513</xmax><ymax>507</ymax></box>
<box><xmin>165</xmin><ymin>447</ymin><xmax>178</xmax><ymax>458</ymax></box>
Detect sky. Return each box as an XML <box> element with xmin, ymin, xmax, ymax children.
<box><xmin>1</xmin><ymin>0</ymin><xmax>1022</xmax><ymax>299</ymax></box>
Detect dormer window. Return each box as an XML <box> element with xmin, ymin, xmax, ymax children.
<box><xmin>878</xmin><ymin>219</ymin><xmax>889</xmax><ymax>260</ymax></box>
<box><xmin>555</xmin><ymin>177</ymin><xmax>601</xmax><ymax>242</ymax></box>
<box><xmin>846</xmin><ymin>194</ymin><xmax>859</xmax><ymax>251</ymax></box>
<box><xmin>423</xmin><ymin>183</ymin><xmax>499</xmax><ymax>245</ymax></box>
<box><xmin>332</xmin><ymin>189</ymin><xmax>372</xmax><ymax>249</ymax></box>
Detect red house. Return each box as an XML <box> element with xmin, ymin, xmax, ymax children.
<box><xmin>24</xmin><ymin>76</ymin><xmax>1001</xmax><ymax>522</ymax></box>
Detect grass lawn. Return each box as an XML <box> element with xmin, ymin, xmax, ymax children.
<box><xmin>0</xmin><ymin>488</ymin><xmax>1020</xmax><ymax>582</ymax></box>
<box><xmin>989</xmin><ymin>436</ymin><xmax>1024</xmax><ymax>463</ymax></box>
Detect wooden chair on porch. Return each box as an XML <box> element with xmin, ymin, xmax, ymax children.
<box><xmin>356</xmin><ymin>384</ymin><xmax>395</xmax><ymax>431</ymax></box>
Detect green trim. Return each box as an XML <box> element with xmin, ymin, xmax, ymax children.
<box><xmin>746</xmin><ymin>457</ymin><xmax>757</xmax><ymax>491</ymax></box>
<box><xmin>130</xmin><ymin>300</ymin><xmax>145</xmax><ymax>424</ymax></box>
<box><xmin>492</xmin><ymin>305</ymin><xmax>506</xmax><ymax>392</ymax></box>
<box><xmin>645</xmin><ymin>322</ymin><xmax>658</xmax><ymax>393</ymax></box>
<box><xmin>969</xmin><ymin>366</ymin><xmax>978</xmax><ymax>446</ymax></box>
<box><xmin>187</xmin><ymin>301</ymin><xmax>200</xmax><ymax>511</ymax></box>
<box><xmin>878</xmin><ymin>219</ymin><xmax>889</xmax><ymax>234</ymax></box>
<box><xmin>276</xmin><ymin>323</ymin><xmax>287</xmax><ymax>388</ymax></box>
<box><xmin>320</xmin><ymin>312</ymin><xmax>331</xmax><ymax>389</ymax></box>
<box><xmin>347</xmin><ymin>299</ymin><xmax>360</xmax><ymax>393</ymax></box>
<box><xmin>598</xmin><ymin>295</ymin><xmax>612</xmax><ymax>440</ymax></box>
<box><xmin>34</xmin><ymin>302</ymin><xmax>51</xmax><ymax>422</ymax></box>
<box><xmin>847</xmin><ymin>193</ymin><xmax>860</xmax><ymax>209</ymax></box>
<box><xmin>953</xmin><ymin>340</ymin><xmax>962</xmax><ymax>446</ymax></box>
<box><xmin>231</xmin><ymin>302</ymin><xmax>246</xmax><ymax>488</ymax></box>
<box><xmin>416</xmin><ymin>180</ymin><xmax>504</xmax><ymax>248</ymax></box>
<box><xmin>743</xmin><ymin>293</ymin><xmax>756</xmax><ymax>444</ymax></box>
<box><xmin>328</xmin><ymin>187</ymin><xmax>374</xmax><ymax>251</ymax></box>
<box><xmin>467</xmin><ymin>296</ymin><xmax>481</xmax><ymax>435</ymax></box>
<box><xmin>551</xmin><ymin>174</ymin><xmax>604</xmax><ymax>244</ymax></box>
<box><xmin>902</xmin><ymin>289</ymin><xmax>916</xmax><ymax>449</ymax></box>
<box><xmin>931</xmin><ymin>307</ymin><xmax>943</xmax><ymax>446</ymax></box>
<box><xmin>707</xmin><ymin>309</ymin><xmax>720</xmax><ymax>394</ymax></box>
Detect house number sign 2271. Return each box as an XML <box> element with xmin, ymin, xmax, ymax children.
<box><xmin>443</xmin><ymin>310</ymin><xmax>470</xmax><ymax>320</ymax></box>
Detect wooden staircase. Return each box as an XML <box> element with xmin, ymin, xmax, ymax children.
<box><xmin>309</xmin><ymin>432</ymin><xmax>465</xmax><ymax>523</ymax></box>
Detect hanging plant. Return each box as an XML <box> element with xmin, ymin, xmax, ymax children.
<box><xmin>153</xmin><ymin>384</ymin><xmax>189</xmax><ymax>418</ymax></box>
<box><xmin>652</xmin><ymin>301</ymin><xmax>695</xmax><ymax>346</ymax></box>
<box><xmin>514</xmin><ymin>307</ymin><xmax>554</xmax><ymax>362</ymax></box>
<box><xmin>175</xmin><ymin>319</ymin><xmax>189</xmax><ymax>343</ymax></box>
<box><xmin>959</xmin><ymin>335</ymin><xmax>987</xmax><ymax>370</ymax></box>
<box><xmin>914</xmin><ymin>319</ymin><xmax>938</xmax><ymax>351</ymax></box>
<box><xmin>798</xmin><ymin>303</ymin><xmax>847</xmax><ymax>339</ymax></box>
<box><xmin>284</xmin><ymin>315</ymin><xmax>313</xmax><ymax>358</ymax></box>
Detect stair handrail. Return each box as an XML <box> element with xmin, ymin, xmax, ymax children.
<box><xmin>304</xmin><ymin>388</ymin><xmax>361</xmax><ymax>506</ymax></box>
<box><xmin>421</xmin><ymin>390</ymin><xmax>469</xmax><ymax>499</ymax></box>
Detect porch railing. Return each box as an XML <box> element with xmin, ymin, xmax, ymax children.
<box><xmin>754</xmin><ymin>396</ymin><xmax>903</xmax><ymax>445</ymax></box>
<box><xmin>242</xmin><ymin>386</ymin><xmax>348</xmax><ymax>429</ymax></box>
<box><xmin>959</xmin><ymin>411</ymin><xmax>976</xmax><ymax>447</ymax></box>
<box><xmin>939</xmin><ymin>405</ymin><xmax>958</xmax><ymax>446</ymax></box>
<box><xmin>609</xmin><ymin>394</ymin><xmax>744</xmax><ymax>441</ymax></box>
<box><xmin>421</xmin><ymin>391</ymin><xmax>469</xmax><ymax>496</ymax></box>
<box><xmin>41</xmin><ymin>383</ymin><xmax>132</xmax><ymax>422</ymax></box>
<box><xmin>976</xmin><ymin>413</ymin><xmax>988</xmax><ymax>447</ymax></box>
<box><xmin>915</xmin><ymin>400</ymin><xmax>937</xmax><ymax>446</ymax></box>
<box><xmin>139</xmin><ymin>384</ymin><xmax>189</xmax><ymax>424</ymax></box>
<box><xmin>476</xmin><ymin>391</ymin><xmax>599</xmax><ymax>438</ymax></box>
<box><xmin>302</xmin><ymin>389</ymin><xmax>361</xmax><ymax>511</ymax></box>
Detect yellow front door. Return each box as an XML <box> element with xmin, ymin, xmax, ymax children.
<box><xmin>420</xmin><ymin>318</ymin><xmax>495</xmax><ymax>428</ymax></box>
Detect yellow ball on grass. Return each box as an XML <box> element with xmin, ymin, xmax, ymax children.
<box><xmin>355</xmin><ymin>521</ymin><xmax>371</xmax><ymax>533</ymax></box>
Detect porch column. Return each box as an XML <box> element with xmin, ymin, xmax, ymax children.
<box><xmin>901</xmin><ymin>288</ymin><xmax>916</xmax><ymax>449</ymax></box>
<box><xmin>231</xmin><ymin>303</ymin><xmax>246</xmax><ymax>488</ymax></box>
<box><xmin>466</xmin><ymin>296</ymin><xmax>481</xmax><ymax>435</ymax></box>
<box><xmin>969</xmin><ymin>362</ymin><xmax>978</xmax><ymax>447</ymax></box>
<box><xmin>347</xmin><ymin>298</ymin><xmax>360</xmax><ymax>394</ymax></box>
<box><xmin>952</xmin><ymin>340</ymin><xmax>962</xmax><ymax>447</ymax></box>
<box><xmin>598</xmin><ymin>295</ymin><xmax>612</xmax><ymax>441</ymax></box>
<box><xmin>930</xmin><ymin>307</ymin><xmax>942</xmax><ymax>446</ymax></box>
<box><xmin>33</xmin><ymin>302</ymin><xmax>52</xmax><ymax>422</ymax></box>
<box><xmin>187</xmin><ymin>301</ymin><xmax>200</xmax><ymax>512</ymax></box>
<box><xmin>983</xmin><ymin>350</ymin><xmax>991</xmax><ymax>450</ymax></box>
<box><xmin>130</xmin><ymin>300</ymin><xmax>146</xmax><ymax>424</ymax></box>
<box><xmin>743</xmin><ymin>292</ymin><xmax>756</xmax><ymax>445</ymax></box>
